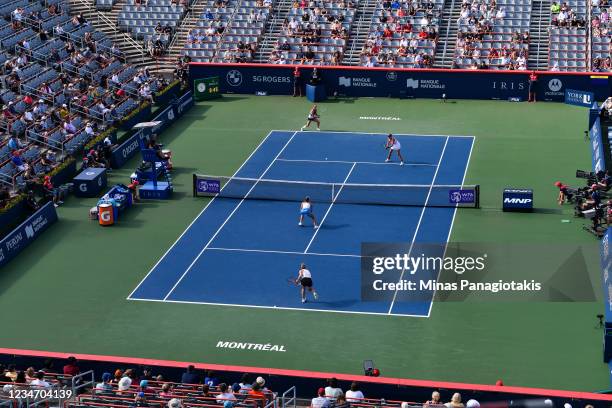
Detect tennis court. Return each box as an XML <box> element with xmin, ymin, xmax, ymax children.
<box><xmin>128</xmin><ymin>130</ymin><xmax>475</xmax><ymax>317</ymax></box>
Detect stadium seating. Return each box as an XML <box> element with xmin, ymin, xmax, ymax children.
<box><xmin>590</xmin><ymin>0</ymin><xmax>611</xmax><ymax>71</ymax></box>
<box><xmin>182</xmin><ymin>0</ymin><xmax>273</xmax><ymax>63</ymax></box>
<box><xmin>359</xmin><ymin>0</ymin><xmax>441</xmax><ymax>68</ymax></box>
<box><xmin>548</xmin><ymin>0</ymin><xmax>587</xmax><ymax>71</ymax></box>
<box><xmin>452</xmin><ymin>0</ymin><xmax>531</xmax><ymax>69</ymax></box>
<box><xmin>0</xmin><ymin>0</ymin><xmax>167</xmax><ymax>194</ymax></box>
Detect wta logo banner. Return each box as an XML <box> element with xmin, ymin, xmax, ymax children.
<box><xmin>196</xmin><ymin>178</ymin><xmax>221</xmax><ymax>195</ymax></box>
<box><xmin>565</xmin><ymin>89</ymin><xmax>595</xmax><ymax>108</ymax></box>
<box><xmin>449</xmin><ymin>189</ymin><xmax>475</xmax><ymax>204</ymax></box>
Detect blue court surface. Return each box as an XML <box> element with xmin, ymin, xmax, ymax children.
<box><xmin>128</xmin><ymin>130</ymin><xmax>474</xmax><ymax>317</ymax></box>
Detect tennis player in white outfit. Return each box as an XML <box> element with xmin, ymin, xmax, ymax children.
<box><xmin>296</xmin><ymin>263</ymin><xmax>318</xmax><ymax>303</ymax></box>
<box><xmin>385</xmin><ymin>133</ymin><xmax>404</xmax><ymax>165</ymax></box>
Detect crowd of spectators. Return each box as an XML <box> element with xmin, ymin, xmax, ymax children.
<box><xmin>0</xmin><ymin>0</ymin><xmax>169</xmax><ymax>210</ymax></box>
<box><xmin>550</xmin><ymin>1</ymin><xmax>586</xmax><ymax>28</ymax></box>
<box><xmin>268</xmin><ymin>0</ymin><xmax>354</xmax><ymax>65</ymax></box>
<box><xmin>359</xmin><ymin>0</ymin><xmax>439</xmax><ymax>67</ymax></box>
<box><xmin>452</xmin><ymin>0</ymin><xmax>529</xmax><ymax>69</ymax></box>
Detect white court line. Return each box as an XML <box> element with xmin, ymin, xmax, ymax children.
<box><xmin>284</xmin><ymin>130</ymin><xmax>476</xmax><ymax>139</ymax></box>
<box><xmin>275</xmin><ymin>158</ymin><xmax>436</xmax><ymax>167</ymax></box>
<box><xmin>387</xmin><ymin>136</ymin><xmax>450</xmax><ymax>315</ymax></box>
<box><xmin>207</xmin><ymin>246</ymin><xmax>364</xmax><ymax>258</ymax></box>
<box><xmin>126</xmin><ymin>130</ymin><xmax>277</xmax><ymax>300</ymax></box>
<box><xmin>304</xmin><ymin>162</ymin><xmax>356</xmax><ymax>254</ymax></box>
<box><xmin>128</xmin><ymin>297</ymin><xmax>429</xmax><ymax>318</ymax></box>
<box><xmin>426</xmin><ymin>137</ymin><xmax>476</xmax><ymax>318</ymax></box>
<box><xmin>162</xmin><ymin>132</ymin><xmax>299</xmax><ymax>301</ymax></box>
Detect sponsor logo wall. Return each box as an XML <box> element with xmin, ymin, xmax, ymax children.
<box><xmin>190</xmin><ymin>65</ymin><xmax>611</xmax><ymax>101</ymax></box>
<box><xmin>0</xmin><ymin>202</ymin><xmax>58</xmax><ymax>268</ymax></box>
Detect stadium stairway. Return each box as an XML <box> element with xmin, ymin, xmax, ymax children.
<box><xmin>253</xmin><ymin>0</ymin><xmax>294</xmax><ymax>62</ymax></box>
<box><xmin>167</xmin><ymin>0</ymin><xmax>207</xmax><ymax>61</ymax></box>
<box><xmin>433</xmin><ymin>0</ymin><xmax>459</xmax><ymax>68</ymax></box>
<box><xmin>528</xmin><ymin>0</ymin><xmax>551</xmax><ymax>70</ymax></box>
<box><xmin>66</xmin><ymin>0</ymin><xmax>164</xmax><ymax>70</ymax></box>
<box><xmin>342</xmin><ymin>0</ymin><xmax>378</xmax><ymax>66</ymax></box>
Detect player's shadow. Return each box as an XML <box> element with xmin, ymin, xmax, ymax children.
<box><xmin>319</xmin><ymin>223</ymin><xmax>351</xmax><ymax>230</ymax></box>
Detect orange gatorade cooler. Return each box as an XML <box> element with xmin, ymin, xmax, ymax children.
<box><xmin>98</xmin><ymin>203</ymin><xmax>115</xmax><ymax>226</ymax></box>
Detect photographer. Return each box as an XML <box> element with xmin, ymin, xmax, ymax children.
<box><xmin>581</xmin><ymin>184</ymin><xmax>602</xmax><ymax>211</ymax></box>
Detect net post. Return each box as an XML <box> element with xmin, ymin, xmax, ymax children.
<box><xmin>192</xmin><ymin>174</ymin><xmax>196</xmax><ymax>197</ymax></box>
<box><xmin>475</xmin><ymin>184</ymin><xmax>480</xmax><ymax>209</ymax></box>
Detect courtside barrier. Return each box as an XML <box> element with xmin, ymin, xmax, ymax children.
<box><xmin>0</xmin><ymin>202</ymin><xmax>58</xmax><ymax>269</ymax></box>
<box><xmin>1</xmin><ymin>348</ymin><xmax>612</xmax><ymax>406</ymax></box>
<box><xmin>189</xmin><ymin>63</ymin><xmax>612</xmax><ymax>102</ymax></box>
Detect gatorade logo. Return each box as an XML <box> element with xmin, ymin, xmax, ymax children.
<box><xmin>98</xmin><ymin>178</ymin><xmax>103</xmax><ymax>186</ymax></box>
<box><xmin>79</xmin><ymin>183</ymin><xmax>87</xmax><ymax>192</ymax></box>
<box><xmin>100</xmin><ymin>211</ymin><xmax>111</xmax><ymax>222</ymax></box>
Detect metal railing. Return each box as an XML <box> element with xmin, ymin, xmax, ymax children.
<box><xmin>71</xmin><ymin>0</ymin><xmax>147</xmax><ymax>63</ymax></box>
<box><xmin>280</xmin><ymin>386</ymin><xmax>296</xmax><ymax>408</ymax></box>
<box><xmin>72</xmin><ymin>370</ymin><xmax>95</xmax><ymax>395</ymax></box>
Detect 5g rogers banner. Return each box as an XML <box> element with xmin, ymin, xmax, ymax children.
<box><xmin>189</xmin><ymin>63</ymin><xmax>611</xmax><ymax>102</ymax></box>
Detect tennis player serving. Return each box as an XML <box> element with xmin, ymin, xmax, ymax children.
<box><xmin>299</xmin><ymin>196</ymin><xmax>319</xmax><ymax>229</ymax></box>
<box><xmin>301</xmin><ymin>104</ymin><xmax>321</xmax><ymax>131</ymax></box>
<box><xmin>385</xmin><ymin>133</ymin><xmax>404</xmax><ymax>165</ymax></box>
<box><xmin>296</xmin><ymin>263</ymin><xmax>318</xmax><ymax>303</ymax></box>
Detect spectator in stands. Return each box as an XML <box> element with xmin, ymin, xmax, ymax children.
<box><xmin>216</xmin><ymin>383</ymin><xmax>237</xmax><ymax>403</ymax></box>
<box><xmin>11</xmin><ymin>151</ymin><xmax>28</xmax><ymax>173</ymax></box>
<box><xmin>8</xmin><ymin>135</ymin><xmax>23</xmax><ymax>151</ymax></box>
<box><xmin>204</xmin><ymin>370</ymin><xmax>219</xmax><ymax>387</ymax></box>
<box><xmin>118</xmin><ymin>370</ymin><xmax>134</xmax><ymax>391</ymax></box>
<box><xmin>159</xmin><ymin>383</ymin><xmax>173</xmax><ymax>398</ymax></box>
<box><xmin>445</xmin><ymin>393</ymin><xmax>464</xmax><ymax>408</ymax></box>
<box><xmin>95</xmin><ymin>373</ymin><xmax>113</xmax><ymax>393</ymax></box>
<box><xmin>181</xmin><ymin>365</ymin><xmax>200</xmax><ymax>384</ymax></box>
<box><xmin>344</xmin><ymin>382</ymin><xmax>364</xmax><ymax>402</ymax></box>
<box><xmin>30</xmin><ymin>371</ymin><xmax>51</xmax><ymax>388</ymax></box>
<box><xmin>466</xmin><ymin>400</ymin><xmax>480</xmax><ymax>408</ymax></box>
<box><xmin>424</xmin><ymin>391</ymin><xmax>442</xmax><ymax>406</ymax></box>
<box><xmin>334</xmin><ymin>395</ymin><xmax>349</xmax><ymax>408</ymax></box>
<box><xmin>25</xmin><ymin>190</ymin><xmax>40</xmax><ymax>212</ymax></box>
<box><xmin>311</xmin><ymin>388</ymin><xmax>330</xmax><ymax>408</ymax></box>
<box><xmin>324</xmin><ymin>378</ymin><xmax>343</xmax><ymax>400</ymax></box>
<box><xmin>168</xmin><ymin>399</ymin><xmax>182</xmax><ymax>408</ymax></box>
<box><xmin>133</xmin><ymin>391</ymin><xmax>149</xmax><ymax>407</ymax></box>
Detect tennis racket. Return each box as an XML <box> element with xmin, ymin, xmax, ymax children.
<box><xmin>287</xmin><ymin>277</ymin><xmax>299</xmax><ymax>286</ymax></box>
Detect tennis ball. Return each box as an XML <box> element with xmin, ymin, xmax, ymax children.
<box><xmin>325</xmin><ymin>157</ymin><xmax>328</xmax><ymax>160</ymax></box>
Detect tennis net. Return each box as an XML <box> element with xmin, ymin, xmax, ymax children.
<box><xmin>193</xmin><ymin>174</ymin><xmax>480</xmax><ymax>208</ymax></box>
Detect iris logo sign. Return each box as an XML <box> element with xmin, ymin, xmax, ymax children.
<box><xmin>226</xmin><ymin>70</ymin><xmax>243</xmax><ymax>87</ymax></box>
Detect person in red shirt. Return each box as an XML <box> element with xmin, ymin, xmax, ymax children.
<box><xmin>63</xmin><ymin>356</ymin><xmax>80</xmax><ymax>376</ymax></box>
<box><xmin>528</xmin><ymin>71</ymin><xmax>538</xmax><ymax>102</ymax></box>
<box><xmin>554</xmin><ymin>181</ymin><xmax>573</xmax><ymax>204</ymax></box>
<box><xmin>293</xmin><ymin>67</ymin><xmax>303</xmax><ymax>97</ymax></box>
<box><xmin>248</xmin><ymin>384</ymin><xmax>267</xmax><ymax>408</ymax></box>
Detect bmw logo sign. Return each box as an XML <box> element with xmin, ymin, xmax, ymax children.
<box><xmin>226</xmin><ymin>70</ymin><xmax>243</xmax><ymax>87</ymax></box>
<box><xmin>386</xmin><ymin>71</ymin><xmax>397</xmax><ymax>81</ymax></box>
<box><xmin>197</xmin><ymin>82</ymin><xmax>207</xmax><ymax>93</ymax></box>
